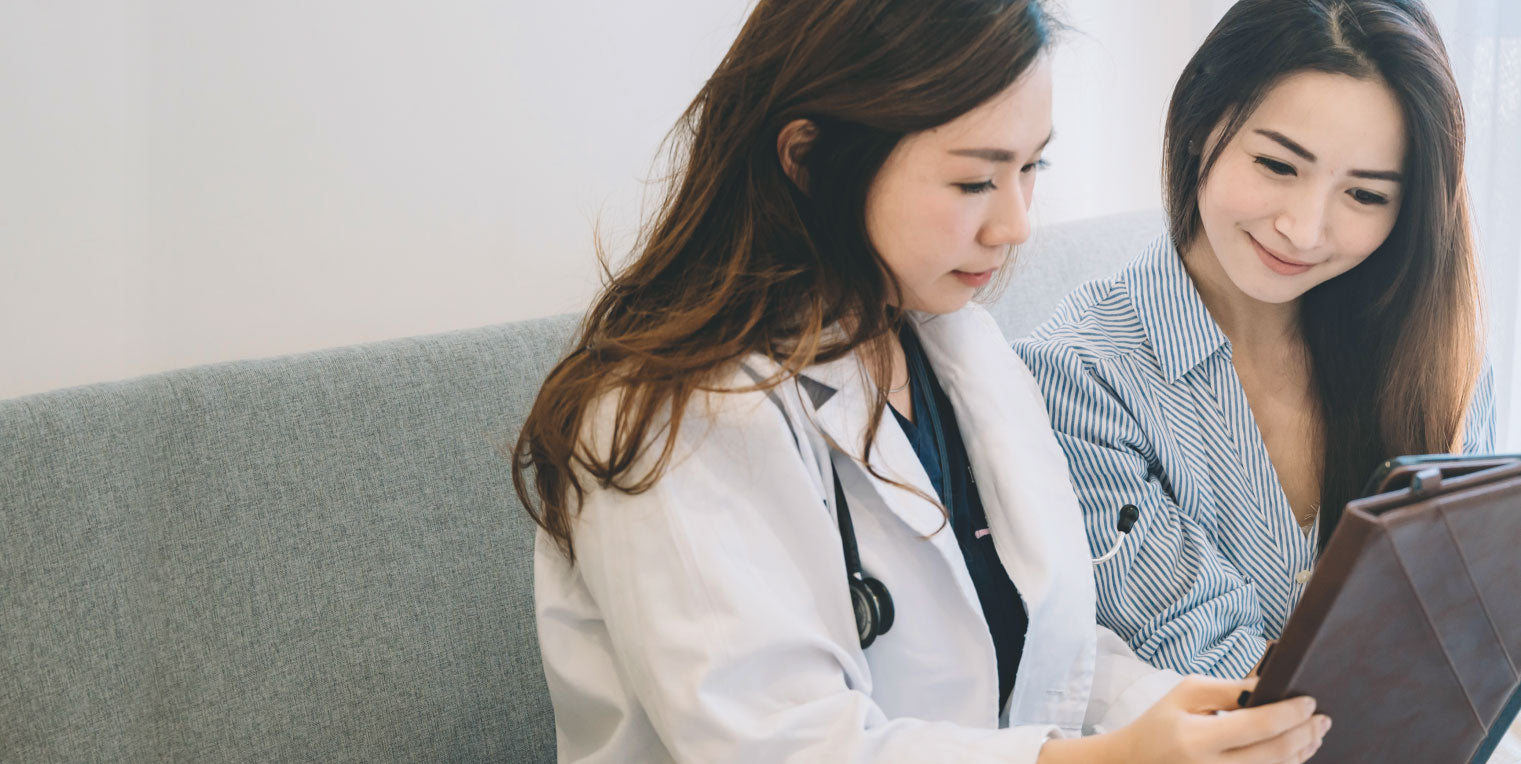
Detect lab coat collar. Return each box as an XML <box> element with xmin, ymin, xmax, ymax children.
<box><xmin>910</xmin><ymin>307</ymin><xmax>1099</xmax><ymax>729</ymax></box>
<box><xmin>746</xmin><ymin>307</ymin><xmax>1098</xmax><ymax>729</ymax></box>
<box><xmin>784</xmin><ymin>333</ymin><xmax>956</xmax><ymax>542</ymax></box>
<box><xmin>749</xmin><ymin>309</ymin><xmax>1095</xmax><ymax>596</ymax></box>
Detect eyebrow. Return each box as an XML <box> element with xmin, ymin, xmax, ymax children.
<box><xmin>1255</xmin><ymin>129</ymin><xmax>1316</xmax><ymax>161</ymax></box>
<box><xmin>1254</xmin><ymin>129</ymin><xmax>1403</xmax><ymax>182</ymax></box>
<box><xmin>948</xmin><ymin>130</ymin><xmax>1055</xmax><ymax>163</ymax></box>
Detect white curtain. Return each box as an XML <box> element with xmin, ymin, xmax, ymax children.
<box><xmin>1436</xmin><ymin>0</ymin><xmax>1521</xmax><ymax>450</ymax></box>
<box><xmin>1438</xmin><ymin>4</ymin><xmax>1521</xmax><ymax>757</ymax></box>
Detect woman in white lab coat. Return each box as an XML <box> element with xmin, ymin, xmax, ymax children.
<box><xmin>513</xmin><ymin>0</ymin><xmax>1331</xmax><ymax>761</ymax></box>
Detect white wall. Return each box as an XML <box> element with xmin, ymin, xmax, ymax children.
<box><xmin>1</xmin><ymin>1</ymin><xmax>752</xmax><ymax>397</ymax></box>
<box><xmin>0</xmin><ymin>1</ymin><xmax>1225</xmax><ymax>400</ymax></box>
<box><xmin>3</xmin><ymin>0</ymin><xmax>1512</xmax><ymax>447</ymax></box>
<box><xmin>1036</xmin><ymin>0</ymin><xmax>1234</xmax><ymax>225</ymax></box>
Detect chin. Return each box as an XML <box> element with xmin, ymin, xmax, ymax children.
<box><xmin>1235</xmin><ymin>272</ymin><xmax>1315</xmax><ymax>305</ymax></box>
<box><xmin>1221</xmin><ymin>258</ymin><xmax>1314</xmax><ymax>305</ymax></box>
<box><xmin>1244</xmin><ymin>285</ymin><xmax>1307</xmax><ymax>305</ymax></box>
<box><xmin>909</xmin><ymin>296</ymin><xmax>973</xmax><ymax>315</ymax></box>
<box><xmin>899</xmin><ymin>285</ymin><xmax>974</xmax><ymax>315</ymax></box>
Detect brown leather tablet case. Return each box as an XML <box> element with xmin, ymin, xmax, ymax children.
<box><xmin>1245</xmin><ymin>460</ymin><xmax>1521</xmax><ymax>763</ymax></box>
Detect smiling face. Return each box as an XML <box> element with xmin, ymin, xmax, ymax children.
<box><xmin>1191</xmin><ymin>70</ymin><xmax>1407</xmax><ymax>305</ymax></box>
<box><xmin>863</xmin><ymin>57</ymin><xmax>1054</xmax><ymax>315</ymax></box>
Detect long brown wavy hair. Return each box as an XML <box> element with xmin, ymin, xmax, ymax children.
<box><xmin>514</xmin><ymin>0</ymin><xmax>1057</xmax><ymax>561</ymax></box>
<box><xmin>1162</xmin><ymin>0</ymin><xmax>1484</xmax><ymax>549</ymax></box>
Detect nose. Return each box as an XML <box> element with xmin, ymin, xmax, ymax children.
<box><xmin>1273</xmin><ymin>191</ymin><xmax>1329</xmax><ymax>254</ymax></box>
<box><xmin>979</xmin><ymin>183</ymin><xmax>1032</xmax><ymax>249</ymax></box>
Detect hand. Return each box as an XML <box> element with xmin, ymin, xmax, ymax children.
<box><xmin>1040</xmin><ymin>676</ymin><xmax>1331</xmax><ymax>764</ymax></box>
<box><xmin>1110</xmin><ymin>676</ymin><xmax>1330</xmax><ymax>763</ymax></box>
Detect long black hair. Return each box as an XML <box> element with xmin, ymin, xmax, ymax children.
<box><xmin>1163</xmin><ymin>0</ymin><xmax>1483</xmax><ymax>548</ymax></box>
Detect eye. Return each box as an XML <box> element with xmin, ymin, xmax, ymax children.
<box><xmin>1021</xmin><ymin>158</ymin><xmax>1050</xmax><ymax>174</ymax></box>
<box><xmin>1349</xmin><ymin>188</ymin><xmax>1390</xmax><ymax>206</ymax></box>
<box><xmin>955</xmin><ymin>180</ymin><xmax>997</xmax><ymax>194</ymax></box>
<box><xmin>1255</xmin><ymin>156</ymin><xmax>1296</xmax><ymax>176</ymax></box>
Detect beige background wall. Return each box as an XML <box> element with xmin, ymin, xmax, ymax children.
<box><xmin>0</xmin><ymin>0</ymin><xmax>1237</xmax><ymax>400</ymax></box>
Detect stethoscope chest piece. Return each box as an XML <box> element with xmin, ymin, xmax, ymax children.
<box><xmin>849</xmin><ymin>574</ymin><xmax>895</xmax><ymax>648</ymax></box>
<box><xmin>834</xmin><ymin>464</ymin><xmax>895</xmax><ymax>648</ymax></box>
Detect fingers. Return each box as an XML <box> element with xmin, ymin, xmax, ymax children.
<box><xmin>1236</xmin><ymin>676</ymin><xmax>1259</xmax><ymax>707</ymax></box>
<box><xmin>1200</xmin><ymin>695</ymin><xmax>1319</xmax><ymax>752</ymax></box>
<box><xmin>1223</xmin><ymin>714</ymin><xmax>1332</xmax><ymax>764</ymax></box>
<box><xmin>1167</xmin><ymin>675</ymin><xmax>1257</xmax><ymax>713</ymax></box>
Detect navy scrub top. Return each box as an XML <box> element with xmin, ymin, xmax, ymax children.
<box><xmin>889</xmin><ymin>324</ymin><xmax>1029</xmax><ymax>708</ymax></box>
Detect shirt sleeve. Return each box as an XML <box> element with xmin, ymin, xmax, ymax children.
<box><xmin>1014</xmin><ymin>338</ymin><xmax>1268</xmax><ymax>679</ymax></box>
<box><xmin>1461</xmin><ymin>359</ymin><xmax>1497</xmax><ymax>454</ymax></box>
<box><xmin>1084</xmin><ymin>626</ymin><xmax>1184</xmax><ymax>734</ymax></box>
<box><xmin>540</xmin><ymin>389</ymin><xmax>1063</xmax><ymax>763</ymax></box>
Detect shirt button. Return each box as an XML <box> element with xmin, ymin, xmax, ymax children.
<box><xmin>1294</xmin><ymin>570</ymin><xmax>1313</xmax><ymax>585</ymax></box>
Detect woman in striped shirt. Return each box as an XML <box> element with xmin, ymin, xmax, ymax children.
<box><xmin>1015</xmin><ymin>0</ymin><xmax>1495</xmax><ymax>679</ymax></box>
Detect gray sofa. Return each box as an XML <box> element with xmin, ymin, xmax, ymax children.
<box><xmin>0</xmin><ymin>211</ymin><xmax>1162</xmax><ymax>762</ymax></box>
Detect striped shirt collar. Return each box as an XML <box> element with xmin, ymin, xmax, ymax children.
<box><xmin>1124</xmin><ymin>234</ymin><xmax>1231</xmax><ymax>383</ymax></box>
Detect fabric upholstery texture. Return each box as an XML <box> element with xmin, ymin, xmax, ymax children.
<box><xmin>0</xmin><ymin>211</ymin><xmax>1161</xmax><ymax>762</ymax></box>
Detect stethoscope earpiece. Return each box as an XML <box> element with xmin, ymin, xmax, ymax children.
<box><xmin>1092</xmin><ymin>503</ymin><xmax>1141</xmax><ymax>564</ymax></box>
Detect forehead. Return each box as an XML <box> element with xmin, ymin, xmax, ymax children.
<box><xmin>1241</xmin><ymin>70</ymin><xmax>1407</xmax><ymax>170</ymax></box>
<box><xmin>902</xmin><ymin>57</ymin><xmax>1054</xmax><ymax>153</ymax></box>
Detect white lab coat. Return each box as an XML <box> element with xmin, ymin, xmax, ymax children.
<box><xmin>535</xmin><ymin>305</ymin><xmax>1182</xmax><ymax>763</ymax></box>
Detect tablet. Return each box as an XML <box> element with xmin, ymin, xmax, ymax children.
<box><xmin>1361</xmin><ymin>452</ymin><xmax>1521</xmax><ymax>496</ymax></box>
<box><xmin>1244</xmin><ymin>455</ymin><xmax>1521</xmax><ymax>764</ymax></box>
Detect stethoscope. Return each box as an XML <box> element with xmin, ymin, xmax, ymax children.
<box><xmin>745</xmin><ymin>358</ymin><xmax>1143</xmax><ymax>650</ymax></box>
<box><xmin>838</xmin><ymin>329</ymin><xmax>948</xmax><ymax>649</ymax></box>
<box><xmin>838</xmin><ymin>341</ymin><xmax>1142</xmax><ymax>645</ymax></box>
<box><xmin>738</xmin><ymin>361</ymin><xmax>899</xmax><ymax>649</ymax></box>
<box><xmin>1092</xmin><ymin>504</ymin><xmax>1141</xmax><ymax>563</ymax></box>
<box><xmin>839</xmin><ymin>488</ymin><xmax>1141</xmax><ymax>648</ymax></box>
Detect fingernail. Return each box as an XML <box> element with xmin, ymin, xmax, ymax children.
<box><xmin>1319</xmin><ymin>716</ymin><xmax>1332</xmax><ymax>734</ymax></box>
<box><xmin>1301</xmin><ymin>697</ymin><xmax>1317</xmax><ymax>714</ymax></box>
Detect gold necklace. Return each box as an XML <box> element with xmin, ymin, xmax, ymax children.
<box><xmin>1297</xmin><ymin>503</ymin><xmax>1321</xmax><ymax>526</ymax></box>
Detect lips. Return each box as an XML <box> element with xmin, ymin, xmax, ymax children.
<box><xmin>1249</xmin><ymin>234</ymin><xmax>1314</xmax><ymax>276</ymax></box>
<box><xmin>953</xmin><ymin>269</ymin><xmax>995</xmax><ymax>288</ymax></box>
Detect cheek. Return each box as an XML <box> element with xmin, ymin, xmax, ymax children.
<box><xmin>1332</xmin><ymin>210</ymin><xmax>1399</xmax><ymax>266</ymax></box>
<box><xmin>1200</xmin><ymin>159</ymin><xmax>1275</xmax><ymax>225</ymax></box>
<box><xmin>901</xmin><ymin>184</ymin><xmax>976</xmax><ymax>235</ymax></box>
<box><xmin>927</xmin><ymin>197</ymin><xmax>980</xmax><ymax>243</ymax></box>
<box><xmin>867</xmin><ymin>192</ymin><xmax>944</xmax><ymax>281</ymax></box>
<box><xmin>873</xmin><ymin>193</ymin><xmax>974</xmax><ymax>257</ymax></box>
<box><xmin>864</xmin><ymin>183</ymin><xmax>913</xmax><ymax>263</ymax></box>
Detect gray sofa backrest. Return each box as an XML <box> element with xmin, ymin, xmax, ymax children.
<box><xmin>1</xmin><ymin>211</ymin><xmax>1161</xmax><ymax>762</ymax></box>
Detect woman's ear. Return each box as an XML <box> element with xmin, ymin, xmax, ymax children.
<box><xmin>776</xmin><ymin>118</ymin><xmax>818</xmax><ymax>192</ymax></box>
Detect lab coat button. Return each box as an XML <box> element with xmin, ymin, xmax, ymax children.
<box><xmin>1294</xmin><ymin>569</ymin><xmax>1312</xmax><ymax>585</ymax></box>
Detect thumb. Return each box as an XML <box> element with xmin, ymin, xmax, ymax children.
<box><xmin>1168</xmin><ymin>675</ymin><xmax>1256</xmax><ymax>713</ymax></box>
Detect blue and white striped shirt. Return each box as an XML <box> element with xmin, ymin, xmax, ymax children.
<box><xmin>1013</xmin><ymin>234</ymin><xmax>1496</xmax><ymax>678</ymax></box>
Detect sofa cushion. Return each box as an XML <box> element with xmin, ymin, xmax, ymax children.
<box><xmin>2</xmin><ymin>314</ymin><xmax>576</xmax><ymax>762</ymax></box>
